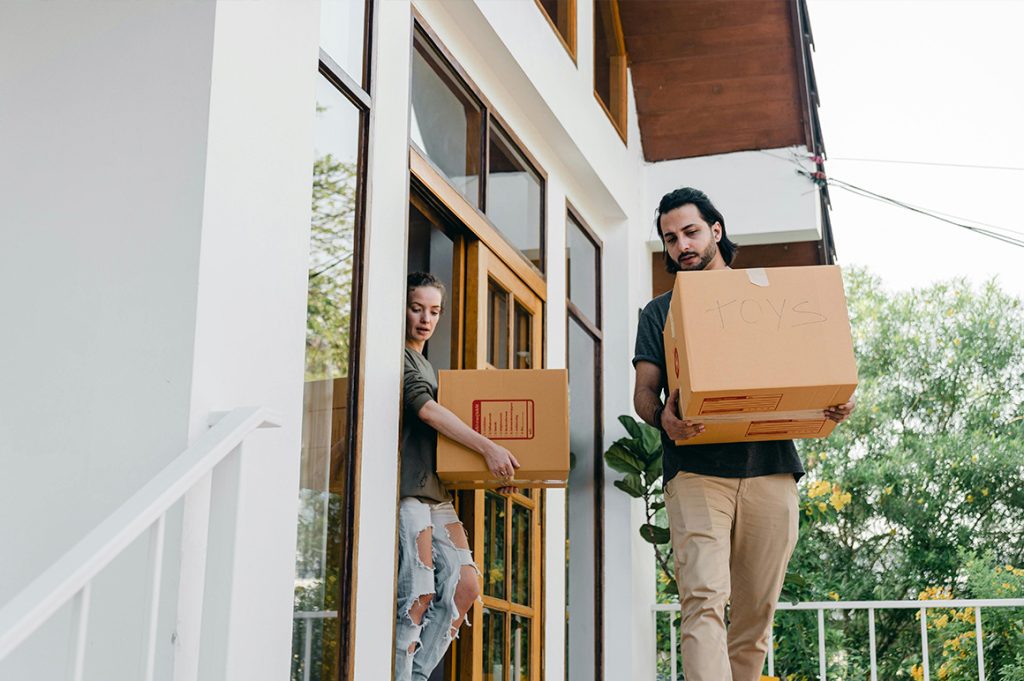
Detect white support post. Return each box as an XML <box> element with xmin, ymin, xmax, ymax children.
<box><xmin>767</xmin><ymin>621</ymin><xmax>775</xmax><ymax>677</ymax></box>
<box><xmin>920</xmin><ymin>607</ymin><xmax>930</xmax><ymax>680</ymax></box>
<box><xmin>652</xmin><ymin>610</ymin><xmax>659</xmax><ymax>681</ymax></box>
<box><xmin>197</xmin><ymin>445</ymin><xmax>245</xmax><ymax>681</ymax></box>
<box><xmin>303</xmin><ymin>618</ymin><xmax>313</xmax><ymax>681</ymax></box>
<box><xmin>144</xmin><ymin>515</ymin><xmax>167</xmax><ymax>681</ymax></box>
<box><xmin>868</xmin><ymin>607</ymin><xmax>878</xmax><ymax>681</ymax></box>
<box><xmin>70</xmin><ymin>584</ymin><xmax>91</xmax><ymax>681</ymax></box>
<box><xmin>817</xmin><ymin>608</ymin><xmax>827</xmax><ymax>681</ymax></box>
<box><xmin>669</xmin><ymin>611</ymin><xmax>677</xmax><ymax>680</ymax></box>
<box><xmin>173</xmin><ymin>471</ymin><xmax>214</xmax><ymax>681</ymax></box>
<box><xmin>975</xmin><ymin>607</ymin><xmax>985</xmax><ymax>681</ymax></box>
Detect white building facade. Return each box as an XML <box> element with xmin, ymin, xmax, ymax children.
<box><xmin>0</xmin><ymin>1</ymin><xmax>831</xmax><ymax>680</ymax></box>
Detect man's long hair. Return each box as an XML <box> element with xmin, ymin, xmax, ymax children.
<box><xmin>655</xmin><ymin>187</ymin><xmax>739</xmax><ymax>272</ymax></box>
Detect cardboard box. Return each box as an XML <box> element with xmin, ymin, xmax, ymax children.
<box><xmin>662</xmin><ymin>265</ymin><xmax>858</xmax><ymax>445</ymax></box>
<box><xmin>436</xmin><ymin>369</ymin><xmax>569</xmax><ymax>489</ymax></box>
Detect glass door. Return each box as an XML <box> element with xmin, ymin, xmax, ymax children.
<box><xmin>450</xmin><ymin>241</ymin><xmax>544</xmax><ymax>681</ymax></box>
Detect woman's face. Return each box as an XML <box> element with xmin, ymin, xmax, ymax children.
<box><xmin>406</xmin><ymin>285</ymin><xmax>443</xmax><ymax>343</ymax></box>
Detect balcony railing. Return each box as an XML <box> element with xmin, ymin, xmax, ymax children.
<box><xmin>652</xmin><ymin>597</ymin><xmax>1024</xmax><ymax>681</ymax></box>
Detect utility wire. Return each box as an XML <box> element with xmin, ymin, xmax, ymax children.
<box><xmin>797</xmin><ymin>169</ymin><xmax>1024</xmax><ymax>249</ymax></box>
<box><xmin>829</xmin><ymin>156</ymin><xmax>1024</xmax><ymax>173</ymax></box>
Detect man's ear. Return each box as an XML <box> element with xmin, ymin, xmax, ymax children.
<box><xmin>712</xmin><ymin>222</ymin><xmax>722</xmax><ymax>242</ymax></box>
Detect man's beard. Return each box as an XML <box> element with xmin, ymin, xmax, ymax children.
<box><xmin>676</xmin><ymin>241</ymin><xmax>718</xmax><ymax>271</ymax></box>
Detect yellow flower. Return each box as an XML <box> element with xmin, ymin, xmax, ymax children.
<box><xmin>808</xmin><ymin>480</ymin><xmax>831</xmax><ymax>499</ymax></box>
<box><xmin>871</xmin><ymin>405</ymin><xmax>879</xmax><ymax>413</ymax></box>
<box><xmin>829</xmin><ymin>490</ymin><xmax>852</xmax><ymax>512</ymax></box>
<box><xmin>884</xmin><ymin>486</ymin><xmax>894</xmax><ymax>495</ymax></box>
<box><xmin>1006</xmin><ymin>564</ymin><xmax>1015</xmax><ymax>571</ymax></box>
<box><xmin>953</xmin><ymin>338</ymin><xmax>961</xmax><ymax>346</ymax></box>
<box><xmin>934</xmin><ymin>614</ymin><xmax>949</xmax><ymax>628</ymax></box>
<box><xmin>911</xmin><ymin>663</ymin><xmax>924</xmax><ymax>681</ymax></box>
<box><xmin>817</xmin><ymin>502</ymin><xmax>828</xmax><ymax>513</ymax></box>
<box><xmin>828</xmin><ymin>591</ymin><xmax>840</xmax><ymax>601</ymax></box>
<box><xmin>982</xmin><ymin>488</ymin><xmax>990</xmax><ymax>496</ymax></box>
<box><xmin>971</xmin><ymin>454</ymin><xmax>979</xmax><ymax>463</ymax></box>
<box><xmin>966</xmin><ymin>494</ymin><xmax>974</xmax><ymax>503</ymax></box>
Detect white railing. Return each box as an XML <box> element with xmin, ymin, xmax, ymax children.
<box><xmin>293</xmin><ymin>610</ymin><xmax>339</xmax><ymax>681</ymax></box>
<box><xmin>653</xmin><ymin>597</ymin><xmax>1024</xmax><ymax>681</ymax></box>
<box><xmin>0</xmin><ymin>406</ymin><xmax>280</xmax><ymax>680</ymax></box>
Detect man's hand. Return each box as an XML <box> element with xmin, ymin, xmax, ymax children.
<box><xmin>661</xmin><ymin>389</ymin><xmax>705</xmax><ymax>441</ymax></box>
<box><xmin>825</xmin><ymin>398</ymin><xmax>856</xmax><ymax>423</ymax></box>
<box><xmin>482</xmin><ymin>443</ymin><xmax>520</xmax><ymax>480</ymax></box>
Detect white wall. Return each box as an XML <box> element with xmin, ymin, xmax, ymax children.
<box><xmin>0</xmin><ymin>1</ymin><xmax>320</xmax><ymax>679</ymax></box>
<box><xmin>644</xmin><ymin>146</ymin><xmax>823</xmax><ymax>245</ymax></box>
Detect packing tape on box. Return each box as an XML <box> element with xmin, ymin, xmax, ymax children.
<box><xmin>746</xmin><ymin>267</ymin><xmax>770</xmax><ymax>287</ymax></box>
<box><xmin>687</xmin><ymin>408</ymin><xmax>827</xmax><ymax>424</ymax></box>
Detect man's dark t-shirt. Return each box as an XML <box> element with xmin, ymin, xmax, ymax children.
<box><xmin>633</xmin><ymin>290</ymin><xmax>805</xmax><ymax>487</ymax></box>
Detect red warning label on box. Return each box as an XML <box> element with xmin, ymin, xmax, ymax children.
<box><xmin>699</xmin><ymin>394</ymin><xmax>783</xmax><ymax>415</ymax></box>
<box><xmin>472</xmin><ymin>399</ymin><xmax>535</xmax><ymax>440</ymax></box>
<box><xmin>746</xmin><ymin>419</ymin><xmax>826</xmax><ymax>437</ymax></box>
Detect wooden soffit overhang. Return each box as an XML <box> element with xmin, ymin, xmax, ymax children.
<box><xmin>619</xmin><ymin>0</ymin><xmax>813</xmax><ymax>162</ymax></box>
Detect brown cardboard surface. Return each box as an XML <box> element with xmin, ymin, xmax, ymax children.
<box><xmin>662</xmin><ymin>265</ymin><xmax>858</xmax><ymax>445</ymax></box>
<box><xmin>436</xmin><ymin>369</ymin><xmax>569</xmax><ymax>488</ymax></box>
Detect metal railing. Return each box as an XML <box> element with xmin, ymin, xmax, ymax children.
<box><xmin>0</xmin><ymin>406</ymin><xmax>280</xmax><ymax>680</ymax></box>
<box><xmin>653</xmin><ymin>597</ymin><xmax>1024</xmax><ymax>681</ymax></box>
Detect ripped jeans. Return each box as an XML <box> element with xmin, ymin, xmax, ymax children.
<box><xmin>395</xmin><ymin>497</ymin><xmax>478</xmax><ymax>681</ymax></box>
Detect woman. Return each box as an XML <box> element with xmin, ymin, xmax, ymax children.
<box><xmin>396</xmin><ymin>272</ymin><xmax>520</xmax><ymax>680</ymax></box>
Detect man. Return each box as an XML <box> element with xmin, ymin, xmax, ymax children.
<box><xmin>632</xmin><ymin>187</ymin><xmax>854</xmax><ymax>681</ymax></box>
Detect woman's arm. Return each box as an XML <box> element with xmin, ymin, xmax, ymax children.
<box><xmin>418</xmin><ymin>399</ymin><xmax>520</xmax><ymax>478</ymax></box>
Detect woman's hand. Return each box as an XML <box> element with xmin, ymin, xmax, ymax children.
<box><xmin>482</xmin><ymin>443</ymin><xmax>520</xmax><ymax>481</ymax></box>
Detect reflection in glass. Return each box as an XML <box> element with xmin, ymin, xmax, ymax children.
<box><xmin>320</xmin><ymin>0</ymin><xmax>366</xmax><ymax>86</ymax></box>
<box><xmin>510</xmin><ymin>615</ymin><xmax>531</xmax><ymax>681</ymax></box>
<box><xmin>513</xmin><ymin>302</ymin><xmax>533</xmax><ymax>369</ymax></box>
<box><xmin>291</xmin><ymin>75</ymin><xmax>360</xmax><ymax>681</ymax></box>
<box><xmin>482</xmin><ymin>608</ymin><xmax>506</xmax><ymax>681</ymax></box>
<box><xmin>537</xmin><ymin>0</ymin><xmax>574</xmax><ymax>50</ymax></box>
<box><xmin>484</xmin><ymin>492</ymin><xmax>507</xmax><ymax>598</ymax></box>
<box><xmin>406</xmin><ymin>202</ymin><xmax>455</xmax><ymax>371</ymax></box>
<box><xmin>511</xmin><ymin>503</ymin><xmax>531</xmax><ymax>604</ymax></box>
<box><xmin>594</xmin><ymin>0</ymin><xmax>627</xmax><ymax>132</ymax></box>
<box><xmin>410</xmin><ymin>31</ymin><xmax>483</xmax><ymax>207</ymax></box>
<box><xmin>486</xmin><ymin>124</ymin><xmax>544</xmax><ymax>271</ymax></box>
<box><xmin>566</xmin><ymin>316</ymin><xmax>599</xmax><ymax>681</ymax></box>
<box><xmin>567</xmin><ymin>214</ymin><xmax>599</xmax><ymax>324</ymax></box>
<box><xmin>488</xmin><ymin>281</ymin><xmax>509</xmax><ymax>369</ymax></box>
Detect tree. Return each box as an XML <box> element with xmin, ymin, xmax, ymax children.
<box><xmin>608</xmin><ymin>269</ymin><xmax>1024</xmax><ymax>680</ymax></box>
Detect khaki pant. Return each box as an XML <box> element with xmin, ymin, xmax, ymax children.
<box><xmin>664</xmin><ymin>472</ymin><xmax>799</xmax><ymax>681</ymax></box>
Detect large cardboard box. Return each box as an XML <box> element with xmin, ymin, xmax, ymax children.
<box><xmin>662</xmin><ymin>265</ymin><xmax>858</xmax><ymax>445</ymax></box>
<box><xmin>436</xmin><ymin>369</ymin><xmax>569</xmax><ymax>489</ymax></box>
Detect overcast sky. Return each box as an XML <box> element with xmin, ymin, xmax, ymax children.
<box><xmin>807</xmin><ymin>0</ymin><xmax>1024</xmax><ymax>298</ymax></box>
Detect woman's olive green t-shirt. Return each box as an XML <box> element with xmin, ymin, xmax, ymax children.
<box><xmin>401</xmin><ymin>348</ymin><xmax>451</xmax><ymax>503</ymax></box>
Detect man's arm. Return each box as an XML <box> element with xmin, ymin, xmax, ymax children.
<box><xmin>634</xmin><ymin>360</ymin><xmax>704</xmax><ymax>441</ymax></box>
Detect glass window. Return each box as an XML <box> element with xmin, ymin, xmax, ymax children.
<box><xmin>513</xmin><ymin>302</ymin><xmax>533</xmax><ymax>369</ymax></box>
<box><xmin>291</xmin><ymin>74</ymin><xmax>362</xmax><ymax>681</ymax></box>
<box><xmin>407</xmin><ymin>200</ymin><xmax>455</xmax><ymax>371</ymax></box>
<box><xmin>488</xmin><ymin>281</ymin><xmax>510</xmax><ymax>369</ymax></box>
<box><xmin>320</xmin><ymin>0</ymin><xmax>366</xmax><ymax>86</ymax></box>
<box><xmin>510</xmin><ymin>614</ymin><xmax>531</xmax><ymax>681</ymax></box>
<box><xmin>511</xmin><ymin>502</ymin><xmax>531</xmax><ymax>603</ymax></box>
<box><xmin>411</xmin><ymin>31</ymin><xmax>484</xmax><ymax>207</ymax></box>
<box><xmin>537</xmin><ymin>0</ymin><xmax>575</xmax><ymax>55</ymax></box>
<box><xmin>486</xmin><ymin>124</ymin><xmax>544</xmax><ymax>272</ymax></box>
<box><xmin>567</xmin><ymin>213</ymin><xmax>599</xmax><ymax>324</ymax></box>
<box><xmin>594</xmin><ymin>0</ymin><xmax>627</xmax><ymax>137</ymax></box>
<box><xmin>484</xmin><ymin>491</ymin><xmax>507</xmax><ymax>598</ymax></box>
<box><xmin>482</xmin><ymin>608</ymin><xmax>506</xmax><ymax>681</ymax></box>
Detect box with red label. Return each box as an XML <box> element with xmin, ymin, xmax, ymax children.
<box><xmin>436</xmin><ymin>369</ymin><xmax>569</xmax><ymax>489</ymax></box>
<box><xmin>662</xmin><ymin>265</ymin><xmax>858</xmax><ymax>445</ymax></box>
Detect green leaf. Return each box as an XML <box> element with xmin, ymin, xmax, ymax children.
<box><xmin>640</xmin><ymin>422</ymin><xmax>662</xmax><ymax>457</ymax></box>
<box><xmin>613</xmin><ymin>479</ymin><xmax>643</xmax><ymax>499</ymax></box>
<box><xmin>618</xmin><ymin>415</ymin><xmax>643</xmax><ymax>440</ymax></box>
<box><xmin>604</xmin><ymin>443</ymin><xmax>644</xmax><ymax>475</ymax></box>
<box><xmin>651</xmin><ymin>500</ymin><xmax>665</xmax><ymax>511</ymax></box>
<box><xmin>614</xmin><ymin>473</ymin><xmax>646</xmax><ymax>498</ymax></box>
<box><xmin>639</xmin><ymin>523</ymin><xmax>671</xmax><ymax>545</ymax></box>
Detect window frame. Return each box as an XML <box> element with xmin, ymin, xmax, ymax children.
<box><xmin>410</xmin><ymin>15</ymin><xmax>549</xmax><ymax>283</ymax></box>
<box><xmin>534</xmin><ymin>0</ymin><xmax>578</xmax><ymax>62</ymax></box>
<box><xmin>290</xmin><ymin>2</ymin><xmax>375</xmax><ymax>679</ymax></box>
<box><xmin>593</xmin><ymin>0</ymin><xmax>628</xmax><ymax>143</ymax></box>
<box><xmin>563</xmin><ymin>203</ymin><xmax>604</xmax><ymax>681</ymax></box>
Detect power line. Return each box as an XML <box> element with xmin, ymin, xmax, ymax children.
<box><xmin>797</xmin><ymin>169</ymin><xmax>1024</xmax><ymax>249</ymax></box>
<box><xmin>829</xmin><ymin>156</ymin><xmax>1024</xmax><ymax>173</ymax></box>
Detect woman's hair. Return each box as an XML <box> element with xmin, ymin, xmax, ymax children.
<box><xmin>407</xmin><ymin>271</ymin><xmax>447</xmax><ymax>310</ymax></box>
<box><xmin>655</xmin><ymin>187</ymin><xmax>739</xmax><ymax>271</ymax></box>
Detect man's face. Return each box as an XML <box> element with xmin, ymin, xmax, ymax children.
<box><xmin>659</xmin><ymin>204</ymin><xmax>723</xmax><ymax>271</ymax></box>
